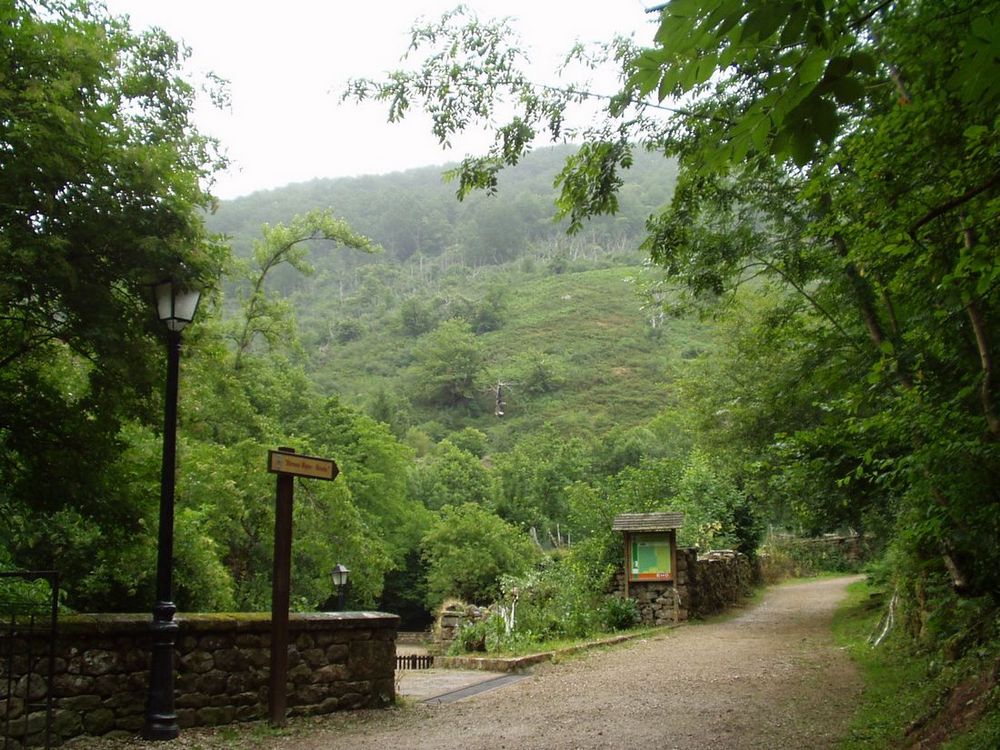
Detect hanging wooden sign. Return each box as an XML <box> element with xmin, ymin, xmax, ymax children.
<box><xmin>267</xmin><ymin>450</ymin><xmax>338</xmax><ymax>481</ymax></box>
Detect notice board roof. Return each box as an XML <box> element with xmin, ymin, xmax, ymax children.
<box><xmin>612</xmin><ymin>512</ymin><xmax>684</xmax><ymax>532</ymax></box>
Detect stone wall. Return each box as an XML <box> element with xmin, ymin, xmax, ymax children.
<box><xmin>611</xmin><ymin>548</ymin><xmax>754</xmax><ymax>625</ymax></box>
<box><xmin>687</xmin><ymin>550</ymin><xmax>755</xmax><ymax>617</ymax></box>
<box><xmin>2</xmin><ymin>611</ymin><xmax>398</xmax><ymax>747</ymax></box>
<box><xmin>435</xmin><ymin>603</ymin><xmax>490</xmax><ymax>651</ymax></box>
<box><xmin>610</xmin><ymin>548</ymin><xmax>696</xmax><ymax>626</ymax></box>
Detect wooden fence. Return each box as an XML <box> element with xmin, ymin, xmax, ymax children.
<box><xmin>395</xmin><ymin>654</ymin><xmax>434</xmax><ymax>670</ymax></box>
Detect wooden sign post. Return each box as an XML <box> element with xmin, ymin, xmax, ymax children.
<box><xmin>266</xmin><ymin>447</ymin><xmax>338</xmax><ymax>726</ymax></box>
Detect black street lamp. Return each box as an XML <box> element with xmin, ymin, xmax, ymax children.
<box><xmin>143</xmin><ymin>279</ymin><xmax>200</xmax><ymax>741</ymax></box>
<box><xmin>331</xmin><ymin>564</ymin><xmax>350</xmax><ymax>611</ymax></box>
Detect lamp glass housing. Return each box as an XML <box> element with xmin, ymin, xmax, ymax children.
<box><xmin>331</xmin><ymin>564</ymin><xmax>350</xmax><ymax>588</ymax></box>
<box><xmin>154</xmin><ymin>280</ymin><xmax>201</xmax><ymax>332</ymax></box>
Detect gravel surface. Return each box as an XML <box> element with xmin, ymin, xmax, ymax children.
<box><xmin>77</xmin><ymin>576</ymin><xmax>863</xmax><ymax>750</ymax></box>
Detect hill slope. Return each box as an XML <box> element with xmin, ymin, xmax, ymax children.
<box><xmin>208</xmin><ymin>146</ymin><xmax>703</xmax><ymax>449</ymax></box>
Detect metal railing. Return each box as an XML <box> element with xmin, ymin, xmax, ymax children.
<box><xmin>1</xmin><ymin>571</ymin><xmax>59</xmax><ymax>750</ymax></box>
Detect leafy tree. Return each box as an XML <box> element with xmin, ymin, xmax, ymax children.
<box><xmin>592</xmin><ymin>425</ymin><xmax>657</xmax><ymax>477</ymax></box>
<box><xmin>670</xmin><ymin>448</ymin><xmax>743</xmax><ymax>551</ymax></box>
<box><xmin>366</xmin><ymin>386</ymin><xmax>413</xmax><ymax>439</ymax></box>
<box><xmin>447</xmin><ymin>427</ymin><xmax>489</xmax><ymax>458</ymax></box>
<box><xmin>564</xmin><ymin>458</ymin><xmax>681</xmax><ymax>577</ymax></box>
<box><xmin>398</xmin><ymin>296</ymin><xmax>437</xmax><ymax>336</ymax></box>
<box><xmin>408</xmin><ymin>439</ymin><xmax>493</xmax><ymax>510</ymax></box>
<box><xmin>492</xmin><ymin>431</ymin><xmax>591</xmax><ymax>535</ymax></box>
<box><xmin>413</xmin><ymin>318</ymin><xmax>485</xmax><ymax>407</ymax></box>
<box><xmin>295</xmin><ymin>396</ymin><xmax>427</xmax><ymax>565</ymax></box>
<box><xmin>421</xmin><ymin>503</ymin><xmax>540</xmax><ymax>608</ymax></box>
<box><xmin>516</xmin><ymin>351</ymin><xmax>562</xmax><ymax>395</ymax></box>
<box><xmin>630</xmin><ymin>0</ymin><xmax>1000</xmax><ymax>598</ymax></box>
<box><xmin>468</xmin><ymin>284</ymin><xmax>509</xmax><ymax>334</ymax></box>
<box><xmin>348</xmin><ymin>1</ymin><xmax>1000</xmax><ymax>618</ymax></box>
<box><xmin>229</xmin><ymin>210</ymin><xmax>375</xmax><ymax>369</ymax></box>
<box><xmin>0</xmin><ymin>0</ymin><xmax>226</xmax><ymax>599</ymax></box>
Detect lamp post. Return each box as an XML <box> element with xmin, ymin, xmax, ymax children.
<box><xmin>143</xmin><ymin>280</ymin><xmax>200</xmax><ymax>741</ymax></box>
<box><xmin>331</xmin><ymin>564</ymin><xmax>350</xmax><ymax>611</ymax></box>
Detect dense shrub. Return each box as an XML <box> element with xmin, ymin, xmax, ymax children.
<box><xmin>759</xmin><ymin>534</ymin><xmax>868</xmax><ymax>582</ymax></box>
<box><xmin>602</xmin><ymin>596</ymin><xmax>639</xmax><ymax>631</ymax></box>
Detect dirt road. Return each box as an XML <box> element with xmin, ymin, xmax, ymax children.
<box><xmin>88</xmin><ymin>576</ymin><xmax>862</xmax><ymax>750</ymax></box>
<box><xmin>283</xmin><ymin>576</ymin><xmax>863</xmax><ymax>749</ymax></box>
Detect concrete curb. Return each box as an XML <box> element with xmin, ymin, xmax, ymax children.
<box><xmin>434</xmin><ymin>628</ymin><xmax>675</xmax><ymax>673</ymax></box>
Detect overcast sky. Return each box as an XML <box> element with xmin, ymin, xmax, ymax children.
<box><xmin>102</xmin><ymin>1</ymin><xmax>658</xmax><ymax>199</ymax></box>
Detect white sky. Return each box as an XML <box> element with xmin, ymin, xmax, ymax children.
<box><xmin>102</xmin><ymin>1</ymin><xmax>659</xmax><ymax>199</ymax></box>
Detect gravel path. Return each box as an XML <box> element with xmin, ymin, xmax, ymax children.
<box><xmin>281</xmin><ymin>576</ymin><xmax>863</xmax><ymax>749</ymax></box>
<box><xmin>83</xmin><ymin>576</ymin><xmax>863</xmax><ymax>750</ymax></box>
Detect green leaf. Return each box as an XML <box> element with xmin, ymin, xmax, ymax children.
<box><xmin>850</xmin><ymin>51</ymin><xmax>877</xmax><ymax>76</ymax></box>
<box><xmin>750</xmin><ymin>113</ymin><xmax>772</xmax><ymax>152</ymax></box>
<box><xmin>798</xmin><ymin>49</ymin><xmax>830</xmax><ymax>85</ymax></box>
<box><xmin>831</xmin><ymin>75</ymin><xmax>865</xmax><ymax>105</ymax></box>
<box><xmin>741</xmin><ymin>6</ymin><xmax>787</xmax><ymax>41</ymax></box>
<box><xmin>779</xmin><ymin>6</ymin><xmax>808</xmax><ymax>47</ymax></box>
<box><xmin>789</xmin><ymin>127</ymin><xmax>815</xmax><ymax>165</ymax></box>
<box><xmin>811</xmin><ymin>97</ymin><xmax>838</xmax><ymax>143</ymax></box>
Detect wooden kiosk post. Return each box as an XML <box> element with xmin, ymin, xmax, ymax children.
<box><xmin>612</xmin><ymin>512</ymin><xmax>684</xmax><ymax>602</ymax></box>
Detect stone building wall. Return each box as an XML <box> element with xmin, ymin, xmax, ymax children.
<box><xmin>2</xmin><ymin>611</ymin><xmax>398</xmax><ymax>747</ymax></box>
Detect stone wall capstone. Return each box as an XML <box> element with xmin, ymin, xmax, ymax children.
<box><xmin>1</xmin><ymin>611</ymin><xmax>398</xmax><ymax>747</ymax></box>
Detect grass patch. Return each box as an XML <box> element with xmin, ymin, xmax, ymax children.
<box><xmin>833</xmin><ymin>580</ymin><xmax>1000</xmax><ymax>749</ymax></box>
<box><xmin>474</xmin><ymin>625</ymin><xmax>667</xmax><ymax>659</ymax></box>
<box><xmin>833</xmin><ymin>580</ymin><xmax>937</xmax><ymax>748</ymax></box>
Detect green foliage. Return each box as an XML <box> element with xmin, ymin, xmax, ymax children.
<box><xmin>448</xmin><ymin>613</ymin><xmax>515</xmax><ymax>655</ymax></box>
<box><xmin>602</xmin><ymin>596</ymin><xmax>640</xmax><ymax>632</ymax></box>
<box><xmin>499</xmin><ymin>556</ymin><xmax>604</xmax><ymax>642</ymax></box>
<box><xmin>409</xmin><ymin>439</ymin><xmax>494</xmax><ymax>510</ymax></box>
<box><xmin>0</xmin><ymin>573</ymin><xmax>56</xmax><ymax>614</ymax></box>
<box><xmin>399</xmin><ymin>297</ymin><xmax>437</xmax><ymax>336</ymax></box>
<box><xmin>447</xmin><ymin>427</ymin><xmax>489</xmax><ymax>458</ymax></box>
<box><xmin>759</xmin><ymin>535</ymin><xmax>866</xmax><ymax>583</ymax></box>
<box><xmin>670</xmin><ymin>448</ymin><xmax>743</xmax><ymax>550</ymax></box>
<box><xmin>229</xmin><ymin>210</ymin><xmax>376</xmax><ymax>369</ymax></box>
<box><xmin>348</xmin><ymin>0</ymin><xmax>1000</xmax><ymax>654</ymax></box>
<box><xmin>0</xmin><ymin>0</ymin><xmax>227</xmax><ymax>607</ymax></box>
<box><xmin>413</xmin><ymin>319</ymin><xmax>485</xmax><ymax>407</ymax></box>
<box><xmin>421</xmin><ymin>503</ymin><xmax>540</xmax><ymax>609</ymax></box>
<box><xmin>492</xmin><ymin>430</ymin><xmax>591</xmax><ymax>535</ymax></box>
<box><xmin>834</xmin><ymin>580</ymin><xmax>1000</xmax><ymax>749</ymax></box>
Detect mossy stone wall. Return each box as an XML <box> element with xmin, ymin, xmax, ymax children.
<box><xmin>2</xmin><ymin>611</ymin><xmax>398</xmax><ymax>746</ymax></box>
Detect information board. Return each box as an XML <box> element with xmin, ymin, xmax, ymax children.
<box><xmin>629</xmin><ymin>532</ymin><xmax>673</xmax><ymax>581</ymax></box>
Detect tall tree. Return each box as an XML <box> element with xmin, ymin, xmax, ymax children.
<box><xmin>229</xmin><ymin>210</ymin><xmax>375</xmax><ymax>370</ymax></box>
<box><xmin>413</xmin><ymin>318</ymin><xmax>486</xmax><ymax>407</ymax></box>
<box><xmin>1</xmin><ymin>0</ymin><xmax>227</xmax><ymax>577</ymax></box>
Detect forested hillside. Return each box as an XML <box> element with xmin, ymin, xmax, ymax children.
<box><xmin>206</xmin><ymin>146</ymin><xmax>692</xmax><ymax>440</ymax></box>
<box><xmin>195</xmin><ymin>146</ymin><xmax>733</xmax><ymax>626</ymax></box>
<box><xmin>3</xmin><ymin>2</ymin><xmax>998</xmax><ymax>743</ymax></box>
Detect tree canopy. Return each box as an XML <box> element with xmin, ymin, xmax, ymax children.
<box><xmin>1</xmin><ymin>0</ymin><xmax>227</xmax><ymax>581</ymax></box>
<box><xmin>348</xmin><ymin>0</ymin><xmax>1000</xmax><ymax>621</ymax></box>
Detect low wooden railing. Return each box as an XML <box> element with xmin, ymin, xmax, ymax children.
<box><xmin>395</xmin><ymin>653</ymin><xmax>434</xmax><ymax>670</ymax></box>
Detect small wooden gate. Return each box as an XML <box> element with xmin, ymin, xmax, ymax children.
<box><xmin>395</xmin><ymin>654</ymin><xmax>434</xmax><ymax>670</ymax></box>
<box><xmin>1</xmin><ymin>571</ymin><xmax>59</xmax><ymax>750</ymax></box>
